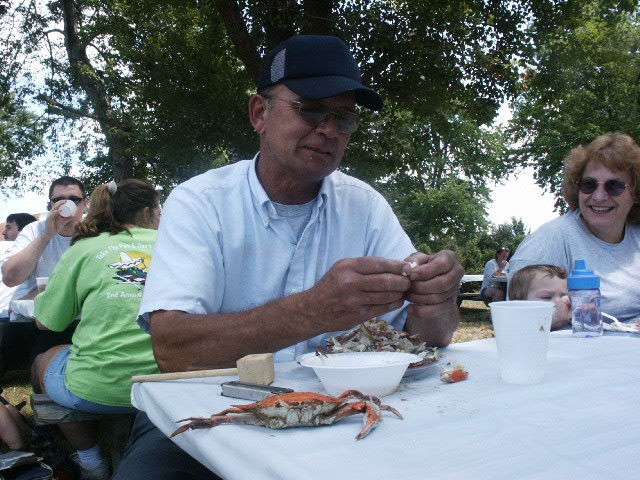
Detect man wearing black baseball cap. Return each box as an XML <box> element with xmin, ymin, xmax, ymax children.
<box><xmin>258</xmin><ymin>35</ymin><xmax>384</xmax><ymax>110</ymax></box>
<box><xmin>114</xmin><ymin>35</ymin><xmax>462</xmax><ymax>480</ymax></box>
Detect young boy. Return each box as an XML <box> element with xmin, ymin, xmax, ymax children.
<box><xmin>508</xmin><ymin>265</ymin><xmax>572</xmax><ymax>331</ymax></box>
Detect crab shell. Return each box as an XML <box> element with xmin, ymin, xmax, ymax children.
<box><xmin>171</xmin><ymin>390</ymin><xmax>402</xmax><ymax>440</ymax></box>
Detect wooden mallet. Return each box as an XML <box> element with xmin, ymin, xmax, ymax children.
<box><xmin>131</xmin><ymin>353</ymin><xmax>275</xmax><ymax>385</ymax></box>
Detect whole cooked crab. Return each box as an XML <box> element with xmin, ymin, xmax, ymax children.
<box><xmin>171</xmin><ymin>390</ymin><xmax>402</xmax><ymax>440</ymax></box>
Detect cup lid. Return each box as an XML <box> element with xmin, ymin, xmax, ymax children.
<box><xmin>568</xmin><ymin>259</ymin><xmax>600</xmax><ymax>289</ymax></box>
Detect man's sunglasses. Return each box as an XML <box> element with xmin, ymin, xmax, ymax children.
<box><xmin>265</xmin><ymin>96</ymin><xmax>360</xmax><ymax>134</ymax></box>
<box><xmin>49</xmin><ymin>196</ymin><xmax>84</xmax><ymax>208</ymax></box>
<box><xmin>576</xmin><ymin>177</ymin><xmax>629</xmax><ymax>197</ymax></box>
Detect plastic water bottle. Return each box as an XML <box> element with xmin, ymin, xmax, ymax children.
<box><xmin>568</xmin><ymin>259</ymin><xmax>602</xmax><ymax>337</ymax></box>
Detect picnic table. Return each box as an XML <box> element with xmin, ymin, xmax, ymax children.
<box><xmin>8</xmin><ymin>299</ymin><xmax>35</xmax><ymax>322</ymax></box>
<box><xmin>131</xmin><ymin>331</ymin><xmax>639</xmax><ymax>480</ymax></box>
<box><xmin>457</xmin><ymin>274</ymin><xmax>488</xmax><ymax>305</ymax></box>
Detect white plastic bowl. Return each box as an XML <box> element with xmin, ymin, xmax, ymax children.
<box><xmin>298</xmin><ymin>352</ymin><xmax>422</xmax><ymax>397</ymax></box>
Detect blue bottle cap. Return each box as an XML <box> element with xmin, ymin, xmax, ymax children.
<box><xmin>568</xmin><ymin>259</ymin><xmax>600</xmax><ymax>290</ymax></box>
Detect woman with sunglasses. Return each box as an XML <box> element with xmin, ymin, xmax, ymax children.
<box><xmin>30</xmin><ymin>179</ymin><xmax>162</xmax><ymax>480</ymax></box>
<box><xmin>509</xmin><ymin>133</ymin><xmax>640</xmax><ymax>323</ymax></box>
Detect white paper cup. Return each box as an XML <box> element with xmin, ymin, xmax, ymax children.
<box><xmin>36</xmin><ymin>277</ymin><xmax>49</xmax><ymax>293</ymax></box>
<box><xmin>490</xmin><ymin>300</ymin><xmax>553</xmax><ymax>384</ymax></box>
<box><xmin>59</xmin><ymin>199</ymin><xmax>77</xmax><ymax>217</ymax></box>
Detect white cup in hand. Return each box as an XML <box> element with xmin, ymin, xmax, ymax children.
<box><xmin>36</xmin><ymin>277</ymin><xmax>49</xmax><ymax>294</ymax></box>
<box><xmin>59</xmin><ymin>200</ymin><xmax>77</xmax><ymax>217</ymax></box>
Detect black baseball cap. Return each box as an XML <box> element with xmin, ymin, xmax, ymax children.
<box><xmin>258</xmin><ymin>35</ymin><xmax>384</xmax><ymax>111</ymax></box>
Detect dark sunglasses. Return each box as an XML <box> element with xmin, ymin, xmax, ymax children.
<box><xmin>576</xmin><ymin>177</ymin><xmax>629</xmax><ymax>197</ymax></box>
<box><xmin>266</xmin><ymin>96</ymin><xmax>360</xmax><ymax>134</ymax></box>
<box><xmin>50</xmin><ymin>196</ymin><xmax>84</xmax><ymax>205</ymax></box>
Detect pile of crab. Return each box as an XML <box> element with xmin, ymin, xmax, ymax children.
<box><xmin>324</xmin><ymin>318</ymin><xmax>441</xmax><ymax>368</ymax></box>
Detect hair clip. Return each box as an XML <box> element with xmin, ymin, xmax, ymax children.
<box><xmin>107</xmin><ymin>180</ymin><xmax>118</xmax><ymax>195</ymax></box>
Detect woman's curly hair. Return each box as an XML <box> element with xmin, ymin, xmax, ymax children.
<box><xmin>562</xmin><ymin>133</ymin><xmax>640</xmax><ymax>224</ymax></box>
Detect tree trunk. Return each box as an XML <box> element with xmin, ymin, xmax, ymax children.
<box><xmin>301</xmin><ymin>0</ymin><xmax>333</xmax><ymax>35</ymax></box>
<box><xmin>61</xmin><ymin>0</ymin><xmax>133</xmax><ymax>181</ymax></box>
<box><xmin>262</xmin><ymin>0</ymin><xmax>298</xmax><ymax>48</ymax></box>
<box><xmin>215</xmin><ymin>0</ymin><xmax>262</xmax><ymax>84</ymax></box>
<box><xmin>215</xmin><ymin>0</ymin><xmax>336</xmax><ymax>86</ymax></box>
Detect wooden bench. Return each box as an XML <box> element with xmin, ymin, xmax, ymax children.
<box><xmin>30</xmin><ymin>393</ymin><xmax>133</xmax><ymax>471</ymax></box>
<box><xmin>457</xmin><ymin>275</ymin><xmax>490</xmax><ymax>307</ymax></box>
<box><xmin>457</xmin><ymin>291</ymin><xmax>490</xmax><ymax>306</ymax></box>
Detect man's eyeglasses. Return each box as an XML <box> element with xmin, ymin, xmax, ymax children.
<box><xmin>576</xmin><ymin>177</ymin><xmax>629</xmax><ymax>197</ymax></box>
<box><xmin>265</xmin><ymin>96</ymin><xmax>360</xmax><ymax>134</ymax></box>
<box><xmin>50</xmin><ymin>196</ymin><xmax>84</xmax><ymax>205</ymax></box>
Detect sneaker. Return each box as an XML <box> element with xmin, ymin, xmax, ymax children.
<box><xmin>70</xmin><ymin>453</ymin><xmax>110</xmax><ymax>480</ymax></box>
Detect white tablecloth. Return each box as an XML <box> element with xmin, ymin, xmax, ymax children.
<box><xmin>8</xmin><ymin>300</ymin><xmax>34</xmax><ymax>322</ymax></box>
<box><xmin>132</xmin><ymin>333</ymin><xmax>640</xmax><ymax>480</ymax></box>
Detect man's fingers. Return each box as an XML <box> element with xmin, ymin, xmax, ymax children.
<box><xmin>405</xmin><ymin>288</ymin><xmax>457</xmax><ymax>306</ymax></box>
<box><xmin>408</xmin><ymin>251</ymin><xmax>460</xmax><ymax>282</ymax></box>
<box><xmin>344</xmin><ymin>256</ymin><xmax>409</xmax><ymax>276</ymax></box>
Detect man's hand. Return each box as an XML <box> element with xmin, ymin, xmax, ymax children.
<box><xmin>45</xmin><ymin>200</ymin><xmax>78</xmax><ymax>237</ymax></box>
<box><xmin>402</xmin><ymin>250</ymin><xmax>463</xmax><ymax>346</ymax></box>
<box><xmin>304</xmin><ymin>257</ymin><xmax>411</xmax><ymax>332</ymax></box>
<box><xmin>403</xmin><ymin>250</ymin><xmax>463</xmax><ymax>316</ymax></box>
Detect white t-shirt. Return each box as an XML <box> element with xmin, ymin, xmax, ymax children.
<box><xmin>0</xmin><ymin>241</ymin><xmax>16</xmax><ymax>316</ymax></box>
<box><xmin>0</xmin><ymin>221</ymin><xmax>72</xmax><ymax>301</ymax></box>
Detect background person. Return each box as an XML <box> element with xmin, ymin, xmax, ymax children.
<box><xmin>1</xmin><ymin>213</ymin><xmax>38</xmax><ymax>317</ymax></box>
<box><xmin>509</xmin><ymin>133</ymin><xmax>640</xmax><ymax>322</ymax></box>
<box><xmin>480</xmin><ymin>246</ymin><xmax>510</xmax><ymax>303</ymax></box>
<box><xmin>1</xmin><ymin>176</ymin><xmax>88</xmax><ymax>301</ymax></box>
<box><xmin>508</xmin><ymin>264</ymin><xmax>572</xmax><ymax>330</ymax></box>
<box><xmin>3</xmin><ymin>213</ymin><xmax>38</xmax><ymax>242</ymax></box>
<box><xmin>0</xmin><ymin>177</ymin><xmax>87</xmax><ymax>365</ymax></box>
<box><xmin>31</xmin><ymin>179</ymin><xmax>161</xmax><ymax>480</ymax></box>
<box><xmin>114</xmin><ymin>35</ymin><xmax>463</xmax><ymax>480</ymax></box>
<box><xmin>0</xmin><ymin>404</ymin><xmax>29</xmax><ymax>451</ymax></box>
<box><xmin>0</xmin><ymin>213</ymin><xmax>37</xmax><ymax>376</ymax></box>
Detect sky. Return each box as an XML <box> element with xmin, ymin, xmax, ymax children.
<box><xmin>487</xmin><ymin>166</ymin><xmax>559</xmax><ymax>232</ymax></box>
<box><xmin>0</xmin><ymin>165</ymin><xmax>559</xmax><ymax>231</ymax></box>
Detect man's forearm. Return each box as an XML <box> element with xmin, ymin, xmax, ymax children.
<box><xmin>150</xmin><ymin>292</ymin><xmax>334</xmax><ymax>372</ymax></box>
<box><xmin>1</xmin><ymin>233</ymin><xmax>53</xmax><ymax>287</ymax></box>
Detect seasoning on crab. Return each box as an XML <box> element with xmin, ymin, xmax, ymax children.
<box><xmin>440</xmin><ymin>364</ymin><xmax>469</xmax><ymax>383</ymax></box>
<box><xmin>324</xmin><ymin>319</ymin><xmax>441</xmax><ymax>368</ymax></box>
<box><xmin>171</xmin><ymin>390</ymin><xmax>402</xmax><ymax>440</ymax></box>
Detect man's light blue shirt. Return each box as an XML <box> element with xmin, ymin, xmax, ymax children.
<box><xmin>138</xmin><ymin>155</ymin><xmax>415</xmax><ymax>362</ymax></box>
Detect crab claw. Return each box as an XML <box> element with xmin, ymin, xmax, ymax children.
<box><xmin>171</xmin><ymin>417</ymin><xmax>217</xmax><ymax>438</ymax></box>
<box><xmin>354</xmin><ymin>401</ymin><xmax>402</xmax><ymax>440</ymax></box>
<box><xmin>355</xmin><ymin>401</ymin><xmax>381</xmax><ymax>440</ymax></box>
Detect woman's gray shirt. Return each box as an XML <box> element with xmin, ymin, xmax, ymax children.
<box><xmin>509</xmin><ymin>210</ymin><xmax>640</xmax><ymax>322</ymax></box>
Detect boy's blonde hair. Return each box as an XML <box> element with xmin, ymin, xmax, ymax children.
<box><xmin>509</xmin><ymin>265</ymin><xmax>568</xmax><ymax>300</ymax></box>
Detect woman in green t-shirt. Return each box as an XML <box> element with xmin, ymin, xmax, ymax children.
<box><xmin>32</xmin><ymin>179</ymin><xmax>161</xmax><ymax>480</ymax></box>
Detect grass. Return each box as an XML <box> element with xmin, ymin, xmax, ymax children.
<box><xmin>453</xmin><ymin>300</ymin><xmax>494</xmax><ymax>343</ymax></box>
<box><xmin>0</xmin><ymin>304</ymin><xmax>494</xmax><ymax>416</ymax></box>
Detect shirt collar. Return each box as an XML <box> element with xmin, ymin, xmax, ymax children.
<box><xmin>248</xmin><ymin>153</ymin><xmax>329</xmax><ymax>226</ymax></box>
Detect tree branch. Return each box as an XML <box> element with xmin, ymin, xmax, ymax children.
<box><xmin>215</xmin><ymin>0</ymin><xmax>262</xmax><ymax>85</ymax></box>
<box><xmin>36</xmin><ymin>94</ymin><xmax>99</xmax><ymax>120</ymax></box>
